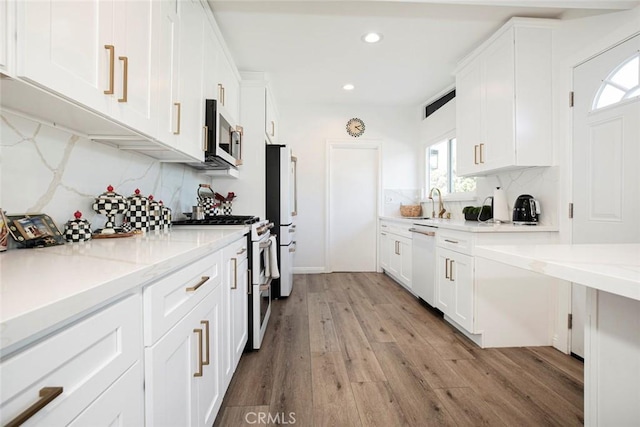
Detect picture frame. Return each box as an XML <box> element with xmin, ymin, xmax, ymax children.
<box><xmin>6</xmin><ymin>213</ymin><xmax>65</xmax><ymax>248</ymax></box>
<box><xmin>0</xmin><ymin>210</ymin><xmax>9</xmax><ymax>251</ymax></box>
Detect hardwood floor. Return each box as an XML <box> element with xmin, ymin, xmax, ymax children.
<box><xmin>215</xmin><ymin>273</ymin><xmax>584</xmax><ymax>427</ymax></box>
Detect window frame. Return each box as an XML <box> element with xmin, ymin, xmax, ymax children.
<box><xmin>424</xmin><ymin>131</ymin><xmax>476</xmax><ymax>201</ymax></box>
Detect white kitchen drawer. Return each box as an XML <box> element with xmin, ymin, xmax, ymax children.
<box><xmin>223</xmin><ymin>235</ymin><xmax>249</xmax><ymax>264</ymax></box>
<box><xmin>437</xmin><ymin>229</ymin><xmax>473</xmax><ymax>255</ymax></box>
<box><xmin>143</xmin><ymin>250</ymin><xmax>222</xmax><ymax>346</ymax></box>
<box><xmin>0</xmin><ymin>294</ymin><xmax>142</xmax><ymax>427</ymax></box>
<box><xmin>380</xmin><ymin>220</ymin><xmax>413</xmax><ymax>239</ymax></box>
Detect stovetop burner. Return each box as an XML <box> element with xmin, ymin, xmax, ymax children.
<box><xmin>172</xmin><ymin>215</ymin><xmax>260</xmax><ymax>226</ymax></box>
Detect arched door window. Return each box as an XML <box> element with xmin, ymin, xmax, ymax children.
<box><xmin>592</xmin><ymin>52</ymin><xmax>639</xmax><ymax>110</ymax></box>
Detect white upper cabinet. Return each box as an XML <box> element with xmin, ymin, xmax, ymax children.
<box><xmin>216</xmin><ymin>47</ymin><xmax>240</xmax><ymax>124</ymax></box>
<box><xmin>265</xmin><ymin>88</ymin><xmax>279</xmax><ymax>144</ymax></box>
<box><xmin>176</xmin><ymin>0</ymin><xmax>206</xmax><ymax>160</ymax></box>
<box><xmin>455</xmin><ymin>18</ymin><xmax>555</xmax><ymax>177</ymax></box>
<box><xmin>17</xmin><ymin>0</ymin><xmax>157</xmax><ymax>137</ymax></box>
<box><xmin>0</xmin><ymin>0</ymin><xmax>13</xmax><ymax>75</ymax></box>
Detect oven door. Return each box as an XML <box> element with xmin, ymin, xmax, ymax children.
<box><xmin>252</xmin><ymin>277</ymin><xmax>271</xmax><ymax>349</ymax></box>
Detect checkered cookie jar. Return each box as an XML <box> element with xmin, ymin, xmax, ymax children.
<box><xmin>64</xmin><ymin>211</ymin><xmax>92</xmax><ymax>242</ymax></box>
<box><xmin>124</xmin><ymin>189</ymin><xmax>150</xmax><ymax>232</ymax></box>
<box><xmin>92</xmin><ymin>185</ymin><xmax>128</xmax><ymax>234</ymax></box>
<box><xmin>221</xmin><ymin>201</ymin><xmax>232</xmax><ymax>215</ymax></box>
<box><xmin>197</xmin><ymin>184</ymin><xmax>217</xmax><ymax>216</ymax></box>
<box><xmin>148</xmin><ymin>195</ymin><xmax>163</xmax><ymax>231</ymax></box>
<box><xmin>160</xmin><ymin>201</ymin><xmax>172</xmax><ymax>228</ymax></box>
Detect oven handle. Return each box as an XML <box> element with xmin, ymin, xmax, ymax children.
<box><xmin>259</xmin><ymin>277</ymin><xmax>273</xmax><ymax>292</ymax></box>
<box><xmin>259</xmin><ymin>239</ymin><xmax>273</xmax><ymax>249</ymax></box>
<box><xmin>257</xmin><ymin>222</ymin><xmax>275</xmax><ymax>236</ymax></box>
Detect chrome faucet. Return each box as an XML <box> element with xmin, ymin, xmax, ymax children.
<box><xmin>428</xmin><ymin>187</ymin><xmax>446</xmax><ymax>218</ymax></box>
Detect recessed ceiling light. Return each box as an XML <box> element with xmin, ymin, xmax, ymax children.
<box><xmin>343</xmin><ymin>84</ymin><xmax>355</xmax><ymax>91</ymax></box>
<box><xmin>362</xmin><ymin>32</ymin><xmax>383</xmax><ymax>43</ymax></box>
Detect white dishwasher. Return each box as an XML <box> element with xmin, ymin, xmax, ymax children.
<box><xmin>410</xmin><ymin>224</ymin><xmax>437</xmax><ymax>306</ymax></box>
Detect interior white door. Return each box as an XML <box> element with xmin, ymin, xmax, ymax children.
<box><xmin>571</xmin><ymin>34</ymin><xmax>640</xmax><ymax>357</ymax></box>
<box><xmin>328</xmin><ymin>142</ymin><xmax>379</xmax><ymax>272</ymax></box>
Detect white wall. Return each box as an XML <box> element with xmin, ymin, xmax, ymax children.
<box><xmin>279</xmin><ymin>103</ymin><xmax>421</xmax><ymax>272</ymax></box>
<box><xmin>0</xmin><ymin>111</ymin><xmax>212</xmax><ymax>233</ymax></box>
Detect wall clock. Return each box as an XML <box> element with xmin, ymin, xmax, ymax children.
<box><xmin>346</xmin><ymin>118</ymin><xmax>365</xmax><ymax>137</ymax></box>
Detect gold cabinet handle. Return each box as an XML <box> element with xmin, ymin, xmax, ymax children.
<box><xmin>201</xmin><ymin>320</ymin><xmax>210</xmax><ymax>366</ymax></box>
<box><xmin>236</xmin><ymin>247</ymin><xmax>247</xmax><ymax>255</ymax></box>
<box><xmin>218</xmin><ymin>83</ymin><xmax>225</xmax><ymax>106</ymax></box>
<box><xmin>6</xmin><ymin>387</ymin><xmax>64</xmax><ymax>427</ymax></box>
<box><xmin>173</xmin><ymin>102</ymin><xmax>181</xmax><ymax>135</ymax></box>
<box><xmin>203</xmin><ymin>126</ymin><xmax>209</xmax><ymax>151</ymax></box>
<box><xmin>248</xmin><ymin>269</ymin><xmax>252</xmax><ymax>295</ymax></box>
<box><xmin>445</xmin><ymin>258</ymin><xmax>450</xmax><ymax>279</ymax></box>
<box><xmin>193</xmin><ymin>328</ymin><xmax>203</xmax><ymax>377</ymax></box>
<box><xmin>449</xmin><ymin>260</ymin><xmax>455</xmax><ymax>282</ymax></box>
<box><xmin>231</xmin><ymin>258</ymin><xmax>238</xmax><ymax>289</ymax></box>
<box><xmin>289</xmin><ymin>242</ymin><xmax>296</xmax><ymax>253</ymax></box>
<box><xmin>186</xmin><ymin>276</ymin><xmax>210</xmax><ymax>292</ymax></box>
<box><xmin>118</xmin><ymin>56</ymin><xmax>128</xmax><ymax>102</ymax></box>
<box><xmin>479</xmin><ymin>143</ymin><xmax>484</xmax><ymax>164</ymax></box>
<box><xmin>271</xmin><ymin>120</ymin><xmax>275</xmax><ymax>137</ymax></box>
<box><xmin>104</xmin><ymin>45</ymin><xmax>115</xmax><ymax>95</ymax></box>
<box><xmin>222</xmin><ymin>86</ymin><xmax>226</xmax><ymax>106</ymax></box>
<box><xmin>474</xmin><ymin>145</ymin><xmax>479</xmax><ymax>165</ymax></box>
<box><xmin>444</xmin><ymin>239</ymin><xmax>459</xmax><ymax>244</ymax></box>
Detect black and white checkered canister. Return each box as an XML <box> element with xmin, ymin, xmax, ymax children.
<box><xmin>148</xmin><ymin>196</ymin><xmax>163</xmax><ymax>230</ymax></box>
<box><xmin>92</xmin><ymin>185</ymin><xmax>128</xmax><ymax>230</ymax></box>
<box><xmin>160</xmin><ymin>202</ymin><xmax>172</xmax><ymax>228</ymax></box>
<box><xmin>64</xmin><ymin>211</ymin><xmax>92</xmax><ymax>242</ymax></box>
<box><xmin>125</xmin><ymin>189</ymin><xmax>150</xmax><ymax>232</ymax></box>
<box><xmin>221</xmin><ymin>201</ymin><xmax>232</xmax><ymax>216</ymax></box>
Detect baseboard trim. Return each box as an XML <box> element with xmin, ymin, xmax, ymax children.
<box><xmin>293</xmin><ymin>267</ymin><xmax>326</xmax><ymax>274</ymax></box>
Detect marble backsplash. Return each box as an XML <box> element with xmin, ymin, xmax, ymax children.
<box><xmin>0</xmin><ymin>111</ymin><xmax>212</xmax><ymax>234</ymax></box>
<box><xmin>385</xmin><ymin>167</ymin><xmax>559</xmax><ymax>224</ymax></box>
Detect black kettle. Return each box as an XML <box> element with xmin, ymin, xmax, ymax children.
<box><xmin>512</xmin><ymin>194</ymin><xmax>540</xmax><ymax>224</ymax></box>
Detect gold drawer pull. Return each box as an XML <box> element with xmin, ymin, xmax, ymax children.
<box><xmin>236</xmin><ymin>247</ymin><xmax>247</xmax><ymax>255</ymax></box>
<box><xmin>201</xmin><ymin>320</ymin><xmax>210</xmax><ymax>366</ymax></box>
<box><xmin>203</xmin><ymin>126</ymin><xmax>209</xmax><ymax>151</ymax></box>
<box><xmin>104</xmin><ymin>45</ymin><xmax>115</xmax><ymax>95</ymax></box>
<box><xmin>6</xmin><ymin>387</ymin><xmax>64</xmax><ymax>427</ymax></box>
<box><xmin>173</xmin><ymin>102</ymin><xmax>181</xmax><ymax>135</ymax></box>
<box><xmin>248</xmin><ymin>269</ymin><xmax>252</xmax><ymax>295</ymax></box>
<box><xmin>186</xmin><ymin>276</ymin><xmax>210</xmax><ymax>292</ymax></box>
<box><xmin>231</xmin><ymin>258</ymin><xmax>238</xmax><ymax>289</ymax></box>
<box><xmin>444</xmin><ymin>239</ymin><xmax>459</xmax><ymax>244</ymax></box>
<box><xmin>194</xmin><ymin>328</ymin><xmax>203</xmax><ymax>377</ymax></box>
<box><xmin>118</xmin><ymin>56</ymin><xmax>128</xmax><ymax>102</ymax></box>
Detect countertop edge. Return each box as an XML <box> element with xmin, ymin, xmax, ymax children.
<box><xmin>0</xmin><ymin>229</ymin><xmax>247</xmax><ymax>356</ymax></box>
<box><xmin>379</xmin><ymin>216</ymin><xmax>559</xmax><ymax>233</ymax></box>
<box><xmin>474</xmin><ymin>244</ymin><xmax>640</xmax><ymax>302</ymax></box>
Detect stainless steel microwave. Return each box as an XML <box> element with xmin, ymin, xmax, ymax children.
<box><xmin>203</xmin><ymin>99</ymin><xmax>242</xmax><ymax>169</ymax></box>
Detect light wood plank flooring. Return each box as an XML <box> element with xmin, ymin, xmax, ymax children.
<box><xmin>215</xmin><ymin>273</ymin><xmax>584</xmax><ymax>427</ymax></box>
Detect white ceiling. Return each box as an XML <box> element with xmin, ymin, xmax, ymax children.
<box><xmin>208</xmin><ymin>1</ymin><xmax>638</xmax><ymax>107</ymax></box>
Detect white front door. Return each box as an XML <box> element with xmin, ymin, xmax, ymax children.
<box><xmin>327</xmin><ymin>141</ymin><xmax>379</xmax><ymax>272</ymax></box>
<box><xmin>571</xmin><ymin>34</ymin><xmax>640</xmax><ymax>357</ymax></box>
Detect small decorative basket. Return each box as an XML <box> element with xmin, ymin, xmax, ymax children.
<box><xmin>400</xmin><ymin>204</ymin><xmax>422</xmax><ymax>217</ymax></box>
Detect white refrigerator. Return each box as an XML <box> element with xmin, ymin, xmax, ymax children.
<box><xmin>266</xmin><ymin>145</ymin><xmax>297</xmax><ymax>297</ymax></box>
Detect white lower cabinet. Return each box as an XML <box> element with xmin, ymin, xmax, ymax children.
<box><xmin>379</xmin><ymin>220</ymin><xmax>412</xmax><ymax>289</ymax></box>
<box><xmin>145</xmin><ymin>284</ymin><xmax>222</xmax><ymax>427</ymax></box>
<box><xmin>0</xmin><ymin>294</ymin><xmax>143</xmax><ymax>427</ymax></box>
<box><xmin>221</xmin><ymin>236</ymin><xmax>249</xmax><ymax>389</ymax></box>
<box><xmin>436</xmin><ymin>248</ymin><xmax>474</xmax><ymax>332</ymax></box>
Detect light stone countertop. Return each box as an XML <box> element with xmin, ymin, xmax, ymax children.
<box><xmin>0</xmin><ymin>227</ymin><xmax>248</xmax><ymax>355</ymax></box>
<box><xmin>379</xmin><ymin>216</ymin><xmax>559</xmax><ymax>233</ymax></box>
<box><xmin>474</xmin><ymin>243</ymin><xmax>640</xmax><ymax>301</ymax></box>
